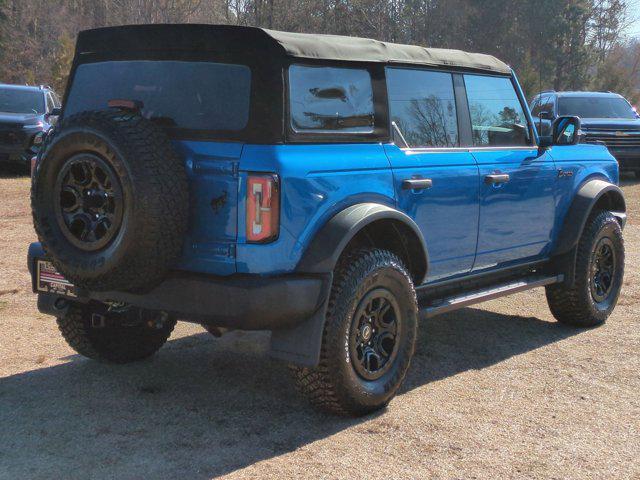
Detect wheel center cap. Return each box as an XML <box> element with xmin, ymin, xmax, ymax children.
<box><xmin>360</xmin><ymin>324</ymin><xmax>373</xmax><ymax>342</ymax></box>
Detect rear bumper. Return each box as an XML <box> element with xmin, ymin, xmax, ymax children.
<box><xmin>28</xmin><ymin>243</ymin><xmax>331</xmax><ymax>330</ymax></box>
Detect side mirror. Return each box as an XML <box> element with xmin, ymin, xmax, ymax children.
<box><xmin>539</xmin><ymin>111</ymin><xmax>553</xmax><ymax>120</ymax></box>
<box><xmin>552</xmin><ymin>116</ymin><xmax>582</xmax><ymax>146</ymax></box>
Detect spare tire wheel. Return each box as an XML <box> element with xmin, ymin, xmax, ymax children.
<box><xmin>31</xmin><ymin>109</ymin><xmax>188</xmax><ymax>292</ymax></box>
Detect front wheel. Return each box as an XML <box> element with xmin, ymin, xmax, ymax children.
<box><xmin>292</xmin><ymin>248</ymin><xmax>418</xmax><ymax>416</ymax></box>
<box><xmin>546</xmin><ymin>210</ymin><xmax>624</xmax><ymax>327</ymax></box>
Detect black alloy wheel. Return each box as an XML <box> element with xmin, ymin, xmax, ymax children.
<box><xmin>349</xmin><ymin>288</ymin><xmax>401</xmax><ymax>381</ymax></box>
<box><xmin>54</xmin><ymin>154</ymin><xmax>123</xmax><ymax>251</ymax></box>
<box><xmin>590</xmin><ymin>237</ymin><xmax>616</xmax><ymax>304</ymax></box>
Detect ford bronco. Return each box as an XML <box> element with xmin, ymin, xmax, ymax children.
<box><xmin>29</xmin><ymin>25</ymin><xmax>626</xmax><ymax>416</ymax></box>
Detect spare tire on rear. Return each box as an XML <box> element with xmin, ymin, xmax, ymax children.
<box><xmin>31</xmin><ymin>109</ymin><xmax>188</xmax><ymax>292</ymax></box>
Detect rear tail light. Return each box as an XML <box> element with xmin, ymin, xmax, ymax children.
<box><xmin>246</xmin><ymin>174</ymin><xmax>279</xmax><ymax>243</ymax></box>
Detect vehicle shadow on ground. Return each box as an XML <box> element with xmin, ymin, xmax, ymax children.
<box><xmin>0</xmin><ymin>308</ymin><xmax>580</xmax><ymax>479</ymax></box>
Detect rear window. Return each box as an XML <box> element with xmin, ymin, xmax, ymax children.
<box><xmin>0</xmin><ymin>88</ymin><xmax>45</xmax><ymax>114</ymax></box>
<box><xmin>65</xmin><ymin>61</ymin><xmax>251</xmax><ymax>131</ymax></box>
<box><xmin>289</xmin><ymin>65</ymin><xmax>374</xmax><ymax>134</ymax></box>
<box><xmin>558</xmin><ymin>96</ymin><xmax>637</xmax><ymax>119</ymax></box>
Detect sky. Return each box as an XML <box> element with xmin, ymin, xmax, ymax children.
<box><xmin>628</xmin><ymin>0</ymin><xmax>640</xmax><ymax>38</ymax></box>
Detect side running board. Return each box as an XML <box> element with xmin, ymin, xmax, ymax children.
<box><xmin>420</xmin><ymin>275</ymin><xmax>563</xmax><ymax>319</ymax></box>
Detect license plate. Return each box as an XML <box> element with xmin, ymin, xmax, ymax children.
<box><xmin>36</xmin><ymin>260</ymin><xmax>76</xmax><ymax>298</ymax></box>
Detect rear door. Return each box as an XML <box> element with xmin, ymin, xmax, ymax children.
<box><xmin>463</xmin><ymin>74</ymin><xmax>557</xmax><ymax>269</ymax></box>
<box><xmin>384</xmin><ymin>68</ymin><xmax>480</xmax><ymax>282</ymax></box>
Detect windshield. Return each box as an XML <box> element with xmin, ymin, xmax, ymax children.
<box><xmin>0</xmin><ymin>88</ymin><xmax>45</xmax><ymax>114</ymax></box>
<box><xmin>65</xmin><ymin>60</ymin><xmax>252</xmax><ymax>131</ymax></box>
<box><xmin>558</xmin><ymin>96</ymin><xmax>638</xmax><ymax>119</ymax></box>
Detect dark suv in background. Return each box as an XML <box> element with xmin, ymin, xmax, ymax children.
<box><xmin>0</xmin><ymin>84</ymin><xmax>60</xmax><ymax>168</ymax></box>
<box><xmin>531</xmin><ymin>91</ymin><xmax>640</xmax><ymax>176</ymax></box>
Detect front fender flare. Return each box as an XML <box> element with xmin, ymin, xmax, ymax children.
<box><xmin>553</xmin><ymin>179</ymin><xmax>626</xmax><ymax>257</ymax></box>
<box><xmin>296</xmin><ymin>203</ymin><xmax>429</xmax><ymax>284</ymax></box>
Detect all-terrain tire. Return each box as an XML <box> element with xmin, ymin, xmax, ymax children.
<box><xmin>57</xmin><ymin>304</ymin><xmax>177</xmax><ymax>364</ymax></box>
<box><xmin>546</xmin><ymin>210</ymin><xmax>624</xmax><ymax>327</ymax></box>
<box><xmin>32</xmin><ymin>109</ymin><xmax>188</xmax><ymax>292</ymax></box>
<box><xmin>292</xmin><ymin>248</ymin><xmax>418</xmax><ymax>416</ymax></box>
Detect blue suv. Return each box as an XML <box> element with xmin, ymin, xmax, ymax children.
<box><xmin>29</xmin><ymin>25</ymin><xmax>626</xmax><ymax>416</ymax></box>
<box><xmin>0</xmin><ymin>84</ymin><xmax>61</xmax><ymax>167</ymax></box>
<box><xmin>531</xmin><ymin>91</ymin><xmax>640</xmax><ymax>176</ymax></box>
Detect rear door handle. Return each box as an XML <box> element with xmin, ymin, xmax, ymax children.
<box><xmin>402</xmin><ymin>178</ymin><xmax>433</xmax><ymax>190</ymax></box>
<box><xmin>484</xmin><ymin>173</ymin><xmax>510</xmax><ymax>185</ymax></box>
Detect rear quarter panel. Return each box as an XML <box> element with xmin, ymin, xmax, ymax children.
<box><xmin>237</xmin><ymin>143</ymin><xmax>395</xmax><ymax>274</ymax></box>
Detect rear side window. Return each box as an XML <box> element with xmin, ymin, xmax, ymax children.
<box><xmin>65</xmin><ymin>61</ymin><xmax>251</xmax><ymax>131</ymax></box>
<box><xmin>289</xmin><ymin>65</ymin><xmax>374</xmax><ymax>133</ymax></box>
<box><xmin>464</xmin><ymin>75</ymin><xmax>530</xmax><ymax>147</ymax></box>
<box><xmin>386</xmin><ymin>68</ymin><xmax>458</xmax><ymax>148</ymax></box>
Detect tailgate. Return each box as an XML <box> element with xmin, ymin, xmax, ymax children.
<box><xmin>173</xmin><ymin>140</ymin><xmax>241</xmax><ymax>276</ymax></box>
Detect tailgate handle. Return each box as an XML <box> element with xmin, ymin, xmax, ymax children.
<box><xmin>402</xmin><ymin>178</ymin><xmax>433</xmax><ymax>190</ymax></box>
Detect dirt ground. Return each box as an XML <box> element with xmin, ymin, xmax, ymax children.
<box><xmin>0</xmin><ymin>165</ymin><xmax>638</xmax><ymax>480</ymax></box>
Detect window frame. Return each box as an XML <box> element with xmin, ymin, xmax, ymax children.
<box><xmin>460</xmin><ymin>72</ymin><xmax>536</xmax><ymax>149</ymax></box>
<box><xmin>284</xmin><ymin>60</ymin><xmax>389</xmax><ymax>144</ymax></box>
<box><xmin>385</xmin><ymin>66</ymin><xmax>464</xmax><ymax>150</ymax></box>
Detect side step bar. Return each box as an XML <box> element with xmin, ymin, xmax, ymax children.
<box><xmin>420</xmin><ymin>274</ymin><xmax>563</xmax><ymax>319</ymax></box>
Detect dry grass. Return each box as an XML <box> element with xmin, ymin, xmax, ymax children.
<box><xmin>0</xmin><ymin>170</ymin><xmax>638</xmax><ymax>480</ymax></box>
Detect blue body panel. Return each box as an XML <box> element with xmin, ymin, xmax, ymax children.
<box><xmin>384</xmin><ymin>144</ymin><xmax>480</xmax><ymax>281</ymax></box>
<box><xmin>174</xmin><ymin>140</ymin><xmax>242</xmax><ymax>276</ymax></box>
<box><xmin>547</xmin><ymin>143</ymin><xmax>619</xmax><ymax>250</ymax></box>
<box><xmin>472</xmin><ymin>147</ymin><xmax>557</xmax><ymax>269</ymax></box>
<box><xmin>236</xmin><ymin>143</ymin><xmax>395</xmax><ymax>274</ymax></box>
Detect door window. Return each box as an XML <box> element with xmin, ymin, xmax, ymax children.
<box><xmin>464</xmin><ymin>75</ymin><xmax>531</xmax><ymax>147</ymax></box>
<box><xmin>386</xmin><ymin>68</ymin><xmax>459</xmax><ymax>148</ymax></box>
<box><xmin>289</xmin><ymin>65</ymin><xmax>374</xmax><ymax>133</ymax></box>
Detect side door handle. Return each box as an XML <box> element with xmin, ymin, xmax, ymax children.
<box><xmin>484</xmin><ymin>173</ymin><xmax>510</xmax><ymax>185</ymax></box>
<box><xmin>402</xmin><ymin>178</ymin><xmax>433</xmax><ymax>190</ymax></box>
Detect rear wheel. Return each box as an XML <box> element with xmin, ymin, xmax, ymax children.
<box><xmin>292</xmin><ymin>248</ymin><xmax>418</xmax><ymax>416</ymax></box>
<box><xmin>546</xmin><ymin>211</ymin><xmax>624</xmax><ymax>327</ymax></box>
<box><xmin>57</xmin><ymin>303</ymin><xmax>176</xmax><ymax>363</ymax></box>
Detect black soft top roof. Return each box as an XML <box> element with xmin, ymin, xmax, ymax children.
<box><xmin>76</xmin><ymin>24</ymin><xmax>511</xmax><ymax>74</ymax></box>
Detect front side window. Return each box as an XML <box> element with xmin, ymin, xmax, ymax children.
<box><xmin>386</xmin><ymin>68</ymin><xmax>458</xmax><ymax>148</ymax></box>
<box><xmin>558</xmin><ymin>96</ymin><xmax>638</xmax><ymax>119</ymax></box>
<box><xmin>0</xmin><ymin>88</ymin><xmax>46</xmax><ymax>114</ymax></box>
<box><xmin>66</xmin><ymin>61</ymin><xmax>252</xmax><ymax>131</ymax></box>
<box><xmin>289</xmin><ymin>65</ymin><xmax>374</xmax><ymax>133</ymax></box>
<box><xmin>464</xmin><ymin>75</ymin><xmax>530</xmax><ymax>147</ymax></box>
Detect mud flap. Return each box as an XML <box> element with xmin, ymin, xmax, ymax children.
<box><xmin>269</xmin><ymin>273</ymin><xmax>332</xmax><ymax>367</ymax></box>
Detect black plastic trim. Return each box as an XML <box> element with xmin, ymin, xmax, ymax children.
<box><xmin>29</xmin><ymin>243</ymin><xmax>330</xmax><ymax>330</ymax></box>
<box><xmin>296</xmin><ymin>203</ymin><xmax>429</xmax><ymax>284</ymax></box>
<box><xmin>553</xmin><ymin>179</ymin><xmax>626</xmax><ymax>256</ymax></box>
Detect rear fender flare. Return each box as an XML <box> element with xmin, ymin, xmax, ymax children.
<box><xmin>296</xmin><ymin>203</ymin><xmax>429</xmax><ymax>284</ymax></box>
